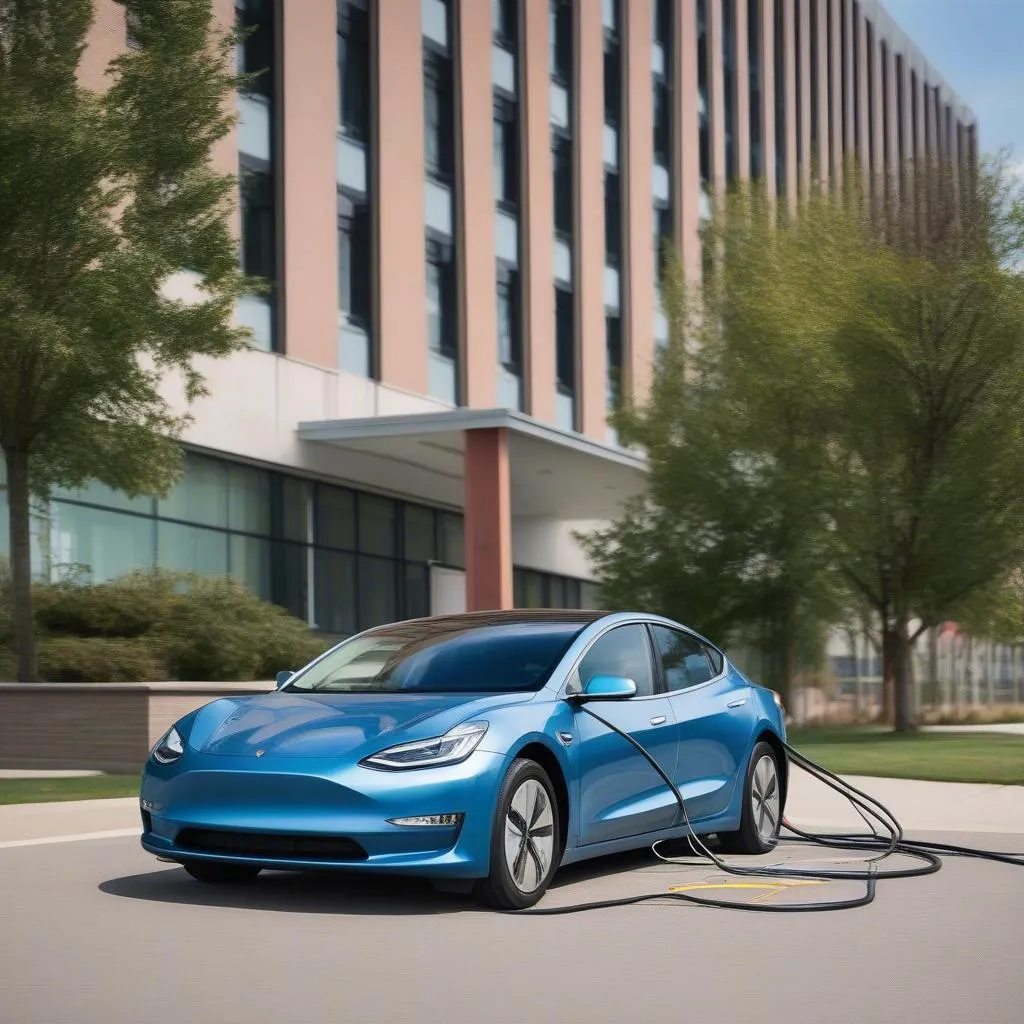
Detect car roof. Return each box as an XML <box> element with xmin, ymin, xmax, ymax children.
<box><xmin>374</xmin><ymin>609</ymin><xmax>609</xmax><ymax>632</ymax></box>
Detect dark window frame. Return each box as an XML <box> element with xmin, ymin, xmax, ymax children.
<box><xmin>425</xmin><ymin>238</ymin><xmax>457</xmax><ymax>359</ymax></box>
<box><xmin>337</xmin><ymin>0</ymin><xmax>371</xmax><ymax>142</ymax></box>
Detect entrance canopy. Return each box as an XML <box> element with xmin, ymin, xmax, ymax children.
<box><xmin>298</xmin><ymin>409</ymin><xmax>647</xmax><ymax>611</ymax></box>
<box><xmin>297</xmin><ymin>408</ymin><xmax>647</xmax><ymax>521</ymax></box>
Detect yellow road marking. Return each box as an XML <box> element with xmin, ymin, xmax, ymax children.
<box><xmin>668</xmin><ymin>879</ymin><xmax>829</xmax><ymax>896</ymax></box>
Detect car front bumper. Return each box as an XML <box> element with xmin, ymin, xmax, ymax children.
<box><xmin>139</xmin><ymin>748</ymin><xmax>510</xmax><ymax>878</ymax></box>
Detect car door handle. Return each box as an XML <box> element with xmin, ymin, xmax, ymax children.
<box><xmin>726</xmin><ymin>699</ymin><xmax>747</xmax><ymax>709</ymax></box>
<box><xmin>650</xmin><ymin>715</ymin><xmax>667</xmax><ymax>725</ymax></box>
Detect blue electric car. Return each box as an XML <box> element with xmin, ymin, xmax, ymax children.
<box><xmin>140</xmin><ymin>610</ymin><xmax>788</xmax><ymax>908</ymax></box>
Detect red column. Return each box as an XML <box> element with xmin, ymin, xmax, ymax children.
<box><xmin>464</xmin><ymin>428</ymin><xmax>513</xmax><ymax>611</ymax></box>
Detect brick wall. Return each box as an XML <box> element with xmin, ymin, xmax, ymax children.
<box><xmin>0</xmin><ymin>683</ymin><xmax>273</xmax><ymax>774</ymax></box>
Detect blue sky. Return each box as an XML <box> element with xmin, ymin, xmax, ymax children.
<box><xmin>883</xmin><ymin>0</ymin><xmax>1023</xmax><ymax>160</ymax></box>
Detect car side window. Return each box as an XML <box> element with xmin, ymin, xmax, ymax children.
<box><xmin>651</xmin><ymin>626</ymin><xmax>717</xmax><ymax>691</ymax></box>
<box><xmin>577</xmin><ymin>625</ymin><xmax>656</xmax><ymax>698</ymax></box>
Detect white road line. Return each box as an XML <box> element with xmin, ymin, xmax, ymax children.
<box><xmin>0</xmin><ymin>828</ymin><xmax>140</xmax><ymax>850</ymax></box>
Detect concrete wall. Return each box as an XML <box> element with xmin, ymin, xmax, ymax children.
<box><xmin>0</xmin><ymin>683</ymin><xmax>273</xmax><ymax>774</ymax></box>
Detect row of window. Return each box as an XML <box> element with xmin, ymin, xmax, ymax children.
<box><xmin>232</xmin><ymin>0</ymin><xmax>970</xmax><ymax>397</ymax></box>
<box><xmin>574</xmin><ymin>622</ymin><xmax>725</xmax><ymax>699</ymax></box>
<box><xmin>0</xmin><ymin>454</ymin><xmax>597</xmax><ymax>635</ymax></box>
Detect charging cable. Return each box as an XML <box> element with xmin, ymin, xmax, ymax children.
<box><xmin>519</xmin><ymin>705</ymin><xmax>1022</xmax><ymax>915</ymax></box>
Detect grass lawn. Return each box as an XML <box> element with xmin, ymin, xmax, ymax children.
<box><xmin>0</xmin><ymin>775</ymin><xmax>140</xmax><ymax>805</ymax></box>
<box><xmin>787</xmin><ymin>727</ymin><xmax>1024</xmax><ymax>786</ymax></box>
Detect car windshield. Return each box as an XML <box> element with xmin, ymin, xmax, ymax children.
<box><xmin>284</xmin><ymin>619</ymin><xmax>587</xmax><ymax>694</ymax></box>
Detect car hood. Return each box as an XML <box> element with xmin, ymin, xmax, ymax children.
<box><xmin>190</xmin><ymin>690</ymin><xmax>532</xmax><ymax>759</ymax></box>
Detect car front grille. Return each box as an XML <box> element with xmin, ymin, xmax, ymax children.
<box><xmin>175</xmin><ymin>828</ymin><xmax>369</xmax><ymax>862</ymax></box>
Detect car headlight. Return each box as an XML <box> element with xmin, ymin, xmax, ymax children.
<box><xmin>770</xmin><ymin>690</ymin><xmax>784</xmax><ymax>710</ymax></box>
<box><xmin>361</xmin><ymin>721</ymin><xmax>489</xmax><ymax>771</ymax></box>
<box><xmin>152</xmin><ymin>726</ymin><xmax>184</xmax><ymax>764</ymax></box>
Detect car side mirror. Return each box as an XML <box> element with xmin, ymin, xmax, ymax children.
<box><xmin>275</xmin><ymin>670</ymin><xmax>294</xmax><ymax>689</ymax></box>
<box><xmin>571</xmin><ymin>674</ymin><xmax>637</xmax><ymax>702</ymax></box>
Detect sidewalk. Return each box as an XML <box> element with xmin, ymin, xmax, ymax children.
<box><xmin>786</xmin><ymin>772</ymin><xmax>1024</xmax><ymax>834</ymax></box>
<box><xmin>2</xmin><ymin>774</ymin><xmax>1023</xmax><ymax>846</ymax></box>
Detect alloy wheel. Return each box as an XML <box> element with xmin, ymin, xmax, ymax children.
<box><xmin>751</xmin><ymin>754</ymin><xmax>781</xmax><ymax>843</ymax></box>
<box><xmin>503</xmin><ymin>778</ymin><xmax>555</xmax><ymax>893</ymax></box>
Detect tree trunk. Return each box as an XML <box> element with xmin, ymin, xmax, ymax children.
<box><xmin>4</xmin><ymin>447</ymin><xmax>38</xmax><ymax>682</ymax></box>
<box><xmin>881</xmin><ymin>628</ymin><xmax>900</xmax><ymax>726</ymax></box>
<box><xmin>848</xmin><ymin>628</ymin><xmax>862</xmax><ymax>719</ymax></box>
<box><xmin>891</xmin><ymin>624</ymin><xmax>916</xmax><ymax>732</ymax></box>
<box><xmin>927</xmin><ymin>627</ymin><xmax>939</xmax><ymax>709</ymax></box>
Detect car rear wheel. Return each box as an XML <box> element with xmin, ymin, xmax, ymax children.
<box><xmin>474</xmin><ymin>758</ymin><xmax>561</xmax><ymax>910</ymax></box>
<box><xmin>716</xmin><ymin>741</ymin><xmax>783</xmax><ymax>855</ymax></box>
<box><xmin>182</xmin><ymin>860</ymin><xmax>262</xmax><ymax>884</ymax></box>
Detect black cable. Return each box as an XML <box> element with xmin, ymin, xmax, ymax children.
<box><xmin>515</xmin><ymin>704</ymin><xmax>1021</xmax><ymax>916</ymax></box>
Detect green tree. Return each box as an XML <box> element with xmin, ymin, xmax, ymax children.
<box><xmin>585</xmin><ymin>160</ymin><xmax>1024</xmax><ymax>730</ymax></box>
<box><xmin>0</xmin><ymin>0</ymin><xmax>252</xmax><ymax>680</ymax></box>
<box><xmin>825</xmin><ymin>161</ymin><xmax>1024</xmax><ymax>729</ymax></box>
<box><xmin>581</xmin><ymin>222</ymin><xmax>848</xmax><ymax>701</ymax></box>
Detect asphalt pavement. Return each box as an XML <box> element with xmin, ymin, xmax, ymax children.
<box><xmin>2</xmin><ymin>824</ymin><xmax>1022</xmax><ymax>1024</ymax></box>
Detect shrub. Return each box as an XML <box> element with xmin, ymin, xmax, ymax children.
<box><xmin>37</xmin><ymin>635</ymin><xmax>169</xmax><ymax>683</ymax></box>
<box><xmin>155</xmin><ymin>574</ymin><xmax>331</xmax><ymax>682</ymax></box>
<box><xmin>0</xmin><ymin>559</ymin><xmax>332</xmax><ymax>682</ymax></box>
<box><xmin>33</xmin><ymin>568</ymin><xmax>178</xmax><ymax>639</ymax></box>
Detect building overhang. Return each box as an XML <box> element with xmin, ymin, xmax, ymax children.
<box><xmin>297</xmin><ymin>408</ymin><xmax>647</xmax><ymax>520</ymax></box>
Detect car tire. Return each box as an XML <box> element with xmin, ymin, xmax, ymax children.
<box><xmin>473</xmin><ymin>758</ymin><xmax>561</xmax><ymax>910</ymax></box>
<box><xmin>716</xmin><ymin>740</ymin><xmax>783</xmax><ymax>855</ymax></box>
<box><xmin>182</xmin><ymin>860</ymin><xmax>262</xmax><ymax>884</ymax></box>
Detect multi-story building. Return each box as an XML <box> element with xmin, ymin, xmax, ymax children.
<box><xmin>0</xmin><ymin>0</ymin><xmax>976</xmax><ymax>638</ymax></box>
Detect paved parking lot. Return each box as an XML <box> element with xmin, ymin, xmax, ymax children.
<box><xmin>3</xmin><ymin>828</ymin><xmax>1022</xmax><ymax>1024</ymax></box>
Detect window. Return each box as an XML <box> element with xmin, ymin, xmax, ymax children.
<box><xmin>493</xmin><ymin>98</ymin><xmax>519</xmax><ymax>209</ymax></box>
<box><xmin>555</xmin><ymin>286</ymin><xmax>574</xmax><ymax>391</ymax></box>
<box><xmin>866</xmin><ymin>20</ymin><xmax>875</xmax><ymax>174</ymax></box>
<box><xmin>338</xmin><ymin>191</ymin><xmax>371</xmax><ymax>326</ymax></box>
<box><xmin>359</xmin><ymin>494</ymin><xmax>397</xmax><ymax>557</ymax></box>
<box><xmin>552</xmin><ymin>134</ymin><xmax>573</xmax><ymax>238</ymax></box>
<box><xmin>604</xmin><ymin>171</ymin><xmax>621</xmax><ymax>264</ymax></box>
<box><xmin>315</xmin><ymin>484</ymin><xmax>356</xmax><ymax>550</ymax></box>
<box><xmin>810</xmin><ymin>0</ymin><xmax>819</xmax><ymax>160</ymax></box>
<box><xmin>653</xmin><ymin>79</ymin><xmax>671</xmax><ymax>165</ymax></box>
<box><xmin>722</xmin><ymin>0</ymin><xmax>736</xmax><ymax>180</ymax></box>
<box><xmin>497</xmin><ymin>269</ymin><xmax>521</xmax><ymax>369</ymax></box>
<box><xmin>236</xmin><ymin>0</ymin><xmax>275</xmax><ymax>99</ymax></box>
<box><xmin>239</xmin><ymin>168</ymin><xmax>275</xmax><ymax>281</ymax></box>
<box><xmin>896</xmin><ymin>54</ymin><xmax>906</xmax><ymax>170</ymax></box>
<box><xmin>652</xmin><ymin>625</ymin><xmax>717</xmax><ymax>690</ymax></box>
<box><xmin>549</xmin><ymin>0</ymin><xmax>573</xmax><ymax>83</ymax></box>
<box><xmin>748</xmin><ymin>0</ymin><xmax>762</xmax><ymax>178</ymax></box>
<box><xmin>577</xmin><ymin>625</ymin><xmax>655</xmax><ymax>698</ymax></box>
<box><xmin>881</xmin><ymin>41</ymin><xmax>890</xmax><ymax>175</ymax></box>
<box><xmin>403</xmin><ymin>504</ymin><xmax>437</xmax><ymax>562</ymax></box>
<box><xmin>32</xmin><ymin>451</ymin><xmax>469</xmax><ymax>634</ymax></box>
<box><xmin>424</xmin><ymin>53</ymin><xmax>455</xmax><ymax>181</ymax></box>
<box><xmin>603</xmin><ymin>38</ymin><xmax>620</xmax><ymax>126</ymax></box>
<box><xmin>773</xmin><ymin>0</ymin><xmax>785</xmax><ymax>195</ymax></box>
<box><xmin>426</xmin><ymin>243</ymin><xmax>456</xmax><ymax>357</ymax></box>
<box><xmin>286</xmin><ymin>620</ymin><xmax>587</xmax><ymax>693</ymax></box>
<box><xmin>338</xmin><ymin>1</ymin><xmax>370</xmax><ymax>140</ymax></box>
<box><xmin>493</xmin><ymin>0</ymin><xmax>517</xmax><ymax>45</ymax></box>
<box><xmin>606</xmin><ymin>315</ymin><xmax>622</xmax><ymax>407</ymax></box>
<box><xmin>697</xmin><ymin>0</ymin><xmax>710</xmax><ymax>187</ymax></box>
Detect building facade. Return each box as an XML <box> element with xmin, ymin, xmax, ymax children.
<box><xmin>0</xmin><ymin>0</ymin><xmax>976</xmax><ymax>636</ymax></box>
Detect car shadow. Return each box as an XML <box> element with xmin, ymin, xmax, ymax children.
<box><xmin>100</xmin><ymin>841</ymin><xmax>714</xmax><ymax>916</ymax></box>
<box><xmin>99</xmin><ymin>864</ymin><xmax>475</xmax><ymax>916</ymax></box>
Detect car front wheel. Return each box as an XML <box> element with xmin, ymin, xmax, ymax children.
<box><xmin>716</xmin><ymin>740</ymin><xmax>783</xmax><ymax>855</ymax></box>
<box><xmin>474</xmin><ymin>758</ymin><xmax>561</xmax><ymax>910</ymax></box>
<box><xmin>182</xmin><ymin>860</ymin><xmax>262</xmax><ymax>884</ymax></box>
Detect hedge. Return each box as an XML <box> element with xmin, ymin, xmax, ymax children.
<box><xmin>0</xmin><ymin>563</ymin><xmax>332</xmax><ymax>682</ymax></box>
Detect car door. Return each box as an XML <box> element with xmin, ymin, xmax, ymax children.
<box><xmin>572</xmin><ymin>623</ymin><xmax>680</xmax><ymax>846</ymax></box>
<box><xmin>650</xmin><ymin>624</ymin><xmax>757</xmax><ymax>822</ymax></box>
